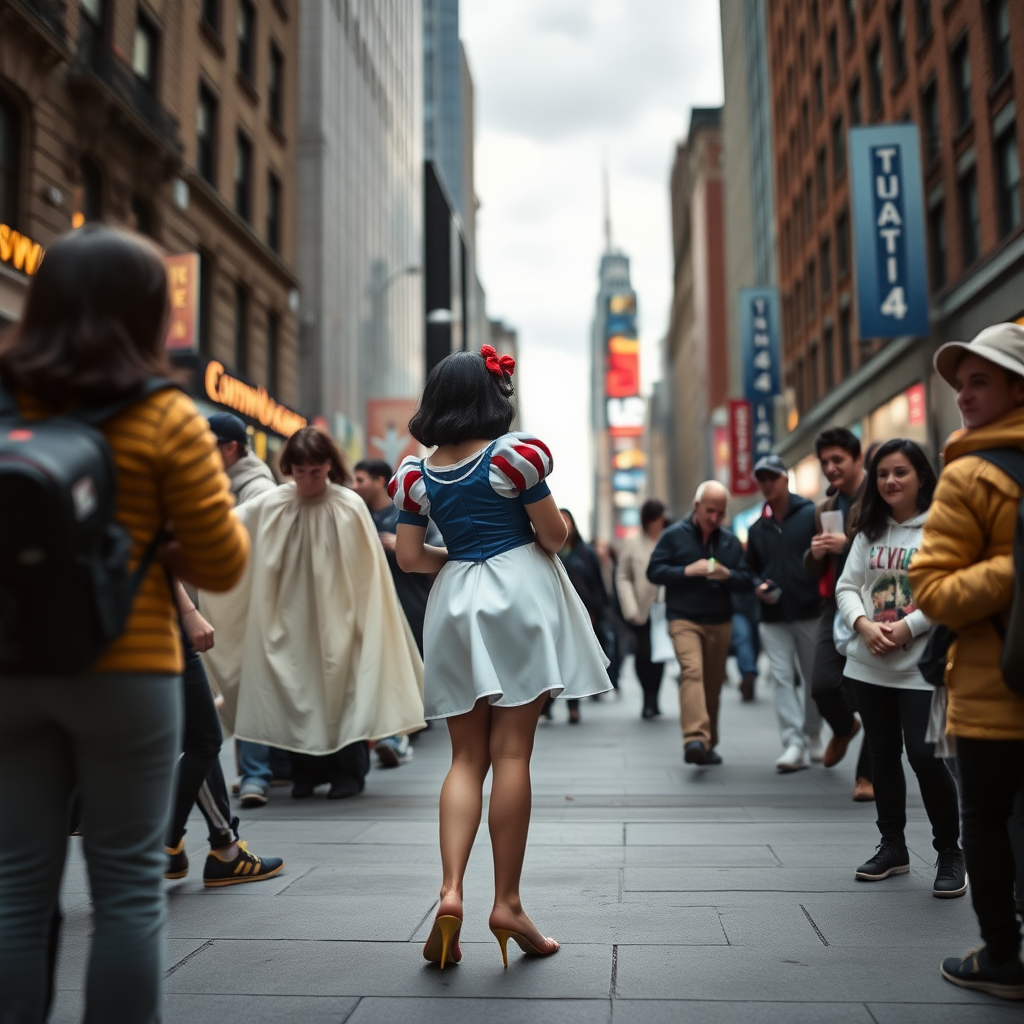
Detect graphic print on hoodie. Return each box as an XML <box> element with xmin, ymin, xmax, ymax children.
<box><xmin>867</xmin><ymin>541</ymin><xmax>919</xmax><ymax>624</ymax></box>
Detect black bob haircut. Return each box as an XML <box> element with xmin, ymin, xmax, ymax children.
<box><xmin>409</xmin><ymin>350</ymin><xmax>516</xmax><ymax>447</ymax></box>
<box><xmin>814</xmin><ymin>426</ymin><xmax>861</xmax><ymax>460</ymax></box>
<box><xmin>848</xmin><ymin>438</ymin><xmax>937</xmax><ymax>542</ymax></box>
<box><xmin>354</xmin><ymin>458</ymin><xmax>393</xmax><ymax>480</ymax></box>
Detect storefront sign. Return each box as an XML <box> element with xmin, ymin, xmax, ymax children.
<box><xmin>366</xmin><ymin>398</ymin><xmax>420</xmax><ymax>467</ymax></box>
<box><xmin>0</xmin><ymin>224</ymin><xmax>44</xmax><ymax>276</ymax></box>
<box><xmin>849</xmin><ymin>124</ymin><xmax>929</xmax><ymax>339</ymax></box>
<box><xmin>164</xmin><ymin>253</ymin><xmax>200</xmax><ymax>352</ymax></box>
<box><xmin>204</xmin><ymin>360</ymin><xmax>307</xmax><ymax>437</ymax></box>
<box><xmin>739</xmin><ymin>288</ymin><xmax>781</xmax><ymax>458</ymax></box>
<box><xmin>729</xmin><ymin>399</ymin><xmax>758</xmax><ymax>496</ymax></box>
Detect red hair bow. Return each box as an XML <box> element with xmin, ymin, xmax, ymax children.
<box><xmin>481</xmin><ymin>344</ymin><xmax>515</xmax><ymax>378</ymax></box>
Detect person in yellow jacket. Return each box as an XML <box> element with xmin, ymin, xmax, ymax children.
<box><xmin>910</xmin><ymin>323</ymin><xmax>1024</xmax><ymax>1000</ymax></box>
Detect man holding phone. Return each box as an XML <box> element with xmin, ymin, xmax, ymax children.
<box><xmin>746</xmin><ymin>455</ymin><xmax>824</xmax><ymax>771</ymax></box>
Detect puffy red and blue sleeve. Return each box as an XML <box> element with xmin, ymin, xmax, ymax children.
<box><xmin>489</xmin><ymin>433</ymin><xmax>553</xmax><ymax>504</ymax></box>
<box><xmin>388</xmin><ymin>456</ymin><xmax>430</xmax><ymax>527</ymax></box>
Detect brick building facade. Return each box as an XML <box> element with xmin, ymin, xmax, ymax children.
<box><xmin>766</xmin><ymin>0</ymin><xmax>1024</xmax><ymax>471</ymax></box>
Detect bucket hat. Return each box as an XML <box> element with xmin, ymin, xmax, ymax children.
<box><xmin>934</xmin><ymin>323</ymin><xmax>1024</xmax><ymax>387</ymax></box>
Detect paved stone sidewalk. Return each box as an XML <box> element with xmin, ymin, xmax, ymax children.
<box><xmin>51</xmin><ymin>665</ymin><xmax>1018</xmax><ymax>1023</ymax></box>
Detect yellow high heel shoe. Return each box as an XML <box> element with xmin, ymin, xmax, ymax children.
<box><xmin>490</xmin><ymin>928</ymin><xmax>560</xmax><ymax>968</ymax></box>
<box><xmin>423</xmin><ymin>915</ymin><xmax>462</xmax><ymax>970</ymax></box>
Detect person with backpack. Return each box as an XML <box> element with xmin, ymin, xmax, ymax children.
<box><xmin>0</xmin><ymin>226</ymin><xmax>249</xmax><ymax>1022</ymax></box>
<box><xmin>835</xmin><ymin>439</ymin><xmax>964</xmax><ymax>895</ymax></box>
<box><xmin>910</xmin><ymin>324</ymin><xmax>1024</xmax><ymax>1000</ymax></box>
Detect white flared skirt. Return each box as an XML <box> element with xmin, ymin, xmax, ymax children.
<box><xmin>422</xmin><ymin>543</ymin><xmax>612</xmax><ymax>719</ymax></box>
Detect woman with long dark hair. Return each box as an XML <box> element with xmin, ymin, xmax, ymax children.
<box><xmin>0</xmin><ymin>225</ymin><xmax>250</xmax><ymax>1021</ymax></box>
<box><xmin>835</xmin><ymin>439</ymin><xmax>964</xmax><ymax>896</ymax></box>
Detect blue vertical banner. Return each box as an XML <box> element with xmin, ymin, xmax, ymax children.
<box><xmin>848</xmin><ymin>124</ymin><xmax>930</xmax><ymax>339</ymax></box>
<box><xmin>739</xmin><ymin>287</ymin><xmax>781</xmax><ymax>460</ymax></box>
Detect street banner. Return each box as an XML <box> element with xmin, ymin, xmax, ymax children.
<box><xmin>164</xmin><ymin>253</ymin><xmax>200</xmax><ymax>352</ymax></box>
<box><xmin>848</xmin><ymin>124</ymin><xmax>930</xmax><ymax>339</ymax></box>
<box><xmin>739</xmin><ymin>287</ymin><xmax>781</xmax><ymax>460</ymax></box>
<box><xmin>366</xmin><ymin>398</ymin><xmax>420</xmax><ymax>467</ymax></box>
<box><xmin>729</xmin><ymin>399</ymin><xmax>758</xmax><ymax>497</ymax></box>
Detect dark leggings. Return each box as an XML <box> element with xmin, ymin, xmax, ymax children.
<box><xmin>633</xmin><ymin>621</ymin><xmax>665</xmax><ymax>713</ymax></box>
<box><xmin>852</xmin><ymin>681</ymin><xmax>959</xmax><ymax>850</ymax></box>
<box><xmin>957</xmin><ymin>738</ymin><xmax>1024</xmax><ymax>964</ymax></box>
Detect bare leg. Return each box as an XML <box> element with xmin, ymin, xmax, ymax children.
<box><xmin>487</xmin><ymin>694</ymin><xmax>558</xmax><ymax>953</ymax></box>
<box><xmin>433</xmin><ymin>699</ymin><xmax>492</xmax><ymax>961</ymax></box>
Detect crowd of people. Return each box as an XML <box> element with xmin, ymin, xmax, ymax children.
<box><xmin>0</xmin><ymin>226</ymin><xmax>1022</xmax><ymax>1022</ymax></box>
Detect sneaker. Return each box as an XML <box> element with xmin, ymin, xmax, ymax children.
<box><xmin>704</xmin><ymin>748</ymin><xmax>723</xmax><ymax>766</ymax></box>
<box><xmin>683</xmin><ymin>740</ymin><xmax>707</xmax><ymax>765</ymax></box>
<box><xmin>739</xmin><ymin>672</ymin><xmax>756</xmax><ymax>702</ymax></box>
<box><xmin>933</xmin><ymin>848</ymin><xmax>968</xmax><ymax>899</ymax></box>
<box><xmin>855</xmin><ymin>841</ymin><xmax>910</xmax><ymax>881</ymax></box>
<box><xmin>238</xmin><ymin>780</ymin><xmax>269</xmax><ymax>808</ymax></box>
<box><xmin>807</xmin><ymin>736</ymin><xmax>825</xmax><ymax>762</ymax></box>
<box><xmin>376</xmin><ymin>735</ymin><xmax>413</xmax><ymax>768</ymax></box>
<box><xmin>940</xmin><ymin>947</ymin><xmax>1024</xmax><ymax>1000</ymax></box>
<box><xmin>328</xmin><ymin>777</ymin><xmax>366</xmax><ymax>799</ymax></box>
<box><xmin>776</xmin><ymin>743</ymin><xmax>811</xmax><ymax>772</ymax></box>
<box><xmin>852</xmin><ymin>776</ymin><xmax>875</xmax><ymax>802</ymax></box>
<box><xmin>165</xmin><ymin>839</ymin><xmax>188</xmax><ymax>880</ymax></box>
<box><xmin>203</xmin><ymin>842</ymin><xmax>284</xmax><ymax>888</ymax></box>
<box><xmin>291</xmin><ymin>781</ymin><xmax>315</xmax><ymax>799</ymax></box>
<box><xmin>823</xmin><ymin>718</ymin><xmax>861</xmax><ymax>768</ymax></box>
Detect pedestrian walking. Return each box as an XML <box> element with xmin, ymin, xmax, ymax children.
<box><xmin>804</xmin><ymin>428</ymin><xmax>874</xmax><ymax>800</ymax></box>
<box><xmin>729</xmin><ymin>589</ymin><xmax>761</xmax><ymax>703</ymax></box>
<box><xmin>616</xmin><ymin>499</ymin><xmax>668</xmax><ymax>718</ymax></box>
<box><xmin>647</xmin><ymin>481</ymin><xmax>754</xmax><ymax>766</ymax></box>
<box><xmin>201</xmin><ymin>427</ymin><xmax>424</xmax><ymax>801</ymax></box>
<box><xmin>835</xmin><ymin>439</ymin><xmax>964</xmax><ymax>894</ymax></box>
<box><xmin>910</xmin><ymin>323</ymin><xmax>1024</xmax><ymax>998</ymax></box>
<box><xmin>0</xmin><ymin>225</ymin><xmax>249</xmax><ymax>1023</ymax></box>
<box><xmin>353</xmin><ymin>456</ymin><xmax>441</xmax><ymax>766</ymax></box>
<box><xmin>745</xmin><ymin>454</ymin><xmax>825</xmax><ymax>771</ymax></box>
<box><xmin>390</xmin><ymin>347</ymin><xmax>609</xmax><ymax>969</ymax></box>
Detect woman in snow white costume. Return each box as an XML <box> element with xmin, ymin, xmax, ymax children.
<box><xmin>390</xmin><ymin>346</ymin><xmax>611</xmax><ymax>970</ymax></box>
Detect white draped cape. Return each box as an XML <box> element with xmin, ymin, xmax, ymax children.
<box><xmin>200</xmin><ymin>482</ymin><xmax>425</xmax><ymax>754</ymax></box>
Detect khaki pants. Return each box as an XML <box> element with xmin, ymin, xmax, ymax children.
<box><xmin>669</xmin><ymin>618</ymin><xmax>733</xmax><ymax>749</ymax></box>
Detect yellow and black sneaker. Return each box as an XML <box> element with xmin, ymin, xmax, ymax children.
<box><xmin>202</xmin><ymin>841</ymin><xmax>284</xmax><ymax>888</ymax></box>
<box><xmin>165</xmin><ymin>839</ymin><xmax>189</xmax><ymax>880</ymax></box>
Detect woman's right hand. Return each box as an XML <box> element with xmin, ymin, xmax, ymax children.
<box><xmin>854</xmin><ymin>617</ymin><xmax>897</xmax><ymax>656</ymax></box>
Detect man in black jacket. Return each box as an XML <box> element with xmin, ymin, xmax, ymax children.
<box><xmin>745</xmin><ymin>455</ymin><xmax>824</xmax><ymax>773</ymax></box>
<box><xmin>648</xmin><ymin>481</ymin><xmax>753</xmax><ymax>765</ymax></box>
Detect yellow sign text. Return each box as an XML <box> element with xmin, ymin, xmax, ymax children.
<box><xmin>204</xmin><ymin>360</ymin><xmax>307</xmax><ymax>438</ymax></box>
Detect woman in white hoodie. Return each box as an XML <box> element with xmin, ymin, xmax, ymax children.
<box><xmin>835</xmin><ymin>439</ymin><xmax>964</xmax><ymax>897</ymax></box>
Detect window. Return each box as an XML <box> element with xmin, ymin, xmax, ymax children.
<box><xmin>828</xmin><ymin>27</ymin><xmax>839</xmax><ymax>83</ymax></box>
<box><xmin>816</xmin><ymin>146</ymin><xmax>828</xmax><ymax>208</ymax></box>
<box><xmin>836</xmin><ymin>208</ymin><xmax>850</xmax><ymax>277</ymax></box>
<box><xmin>868</xmin><ymin>38</ymin><xmax>884</xmax><ymax>118</ymax></box>
<box><xmin>845</xmin><ymin>0</ymin><xmax>857</xmax><ymax>49</ymax></box>
<box><xmin>890</xmin><ymin>2</ymin><xmax>907</xmax><ymax>80</ymax></box>
<box><xmin>796</xmin><ymin>357</ymin><xmax>806</xmax><ymax>412</ymax></box>
<box><xmin>812</xmin><ymin>0</ymin><xmax>821</xmax><ymax>38</ymax></box>
<box><xmin>784</xmin><ymin>216</ymin><xmax>792</xmax><ymax>268</ymax></box>
<box><xmin>234</xmin><ymin>130</ymin><xmax>252</xmax><ymax>222</ymax></box>
<box><xmin>79</xmin><ymin>0</ymin><xmax>104</xmax><ymax>63</ymax></box>
<box><xmin>804</xmin><ymin>175</ymin><xmax>814</xmax><ymax>234</ymax></box>
<box><xmin>916</xmin><ymin>0</ymin><xmax>932</xmax><ymax>43</ymax></box>
<box><xmin>133</xmin><ymin>15</ymin><xmax>159</xmax><ymax>90</ymax></box>
<box><xmin>237</xmin><ymin>0</ymin><xmax>255</xmax><ymax>82</ymax></box>
<box><xmin>840</xmin><ymin>306</ymin><xmax>853</xmax><ymax>377</ymax></box>
<box><xmin>799</xmin><ymin>32</ymin><xmax>807</xmax><ymax>73</ymax></box>
<box><xmin>233</xmin><ymin>284</ymin><xmax>248</xmax><ymax>375</ymax></box>
<box><xmin>958</xmin><ymin>167</ymin><xmax>980</xmax><ymax>266</ymax></box>
<box><xmin>801</xmin><ymin>98</ymin><xmax>810</xmax><ymax>150</ymax></box>
<box><xmin>268</xmin><ymin>44</ymin><xmax>284</xmax><ymax>127</ymax></box>
<box><xmin>0</xmin><ymin>96</ymin><xmax>20</xmax><ymax>228</ymax></box>
<box><xmin>197</xmin><ymin>85</ymin><xmax>218</xmax><ymax>186</ymax></box>
<box><xmin>849</xmin><ymin>77</ymin><xmax>863</xmax><ymax>126</ymax></box>
<box><xmin>198</xmin><ymin>250</ymin><xmax>213</xmax><ymax>355</ymax></box>
<box><xmin>824</xmin><ymin>322</ymin><xmax>836</xmax><ymax>388</ymax></box>
<box><xmin>821</xmin><ymin>235</ymin><xmax>833</xmax><ymax>298</ymax></box>
<box><xmin>989</xmin><ymin>0</ymin><xmax>1011</xmax><ymax>82</ymax></box>
<box><xmin>266</xmin><ymin>311</ymin><xmax>279</xmax><ymax>393</ymax></box>
<box><xmin>72</xmin><ymin>157</ymin><xmax>102</xmax><ymax>228</ymax></box>
<box><xmin>832</xmin><ymin>114</ymin><xmax>846</xmax><ymax>180</ymax></box>
<box><xmin>810</xmin><ymin>342</ymin><xmax>820</xmax><ymax>405</ymax></box>
<box><xmin>814</xmin><ymin>65</ymin><xmax>824</xmax><ymax>117</ymax></box>
<box><xmin>267</xmin><ymin>171</ymin><xmax>281</xmax><ymax>252</ymax></box>
<box><xmin>795</xmin><ymin>279</ymin><xmax>803</xmax><ymax>330</ymax></box>
<box><xmin>921</xmin><ymin>81</ymin><xmax>940</xmax><ymax>162</ymax></box>
<box><xmin>808</xmin><ymin>260</ymin><xmax>817</xmax><ymax>317</ymax></box>
<box><xmin>995</xmin><ymin>128</ymin><xmax>1021</xmax><ymax>239</ymax></box>
<box><xmin>201</xmin><ymin>0</ymin><xmax>220</xmax><ymax>34</ymax></box>
<box><xmin>951</xmin><ymin>37</ymin><xmax>972</xmax><ymax>131</ymax></box>
<box><xmin>928</xmin><ymin>201</ymin><xmax>947</xmax><ymax>290</ymax></box>
<box><xmin>130</xmin><ymin>195</ymin><xmax>152</xmax><ymax>236</ymax></box>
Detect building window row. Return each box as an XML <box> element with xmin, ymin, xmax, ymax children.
<box><xmin>0</xmin><ymin>94</ymin><xmax>20</xmax><ymax>228</ymax></box>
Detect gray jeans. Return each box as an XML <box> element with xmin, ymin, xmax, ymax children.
<box><xmin>0</xmin><ymin>673</ymin><xmax>182</xmax><ymax>1024</ymax></box>
<box><xmin>760</xmin><ymin>620</ymin><xmax>823</xmax><ymax>750</ymax></box>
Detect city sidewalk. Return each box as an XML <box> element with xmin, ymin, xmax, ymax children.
<box><xmin>51</xmin><ymin>665</ymin><xmax>1015</xmax><ymax>1023</ymax></box>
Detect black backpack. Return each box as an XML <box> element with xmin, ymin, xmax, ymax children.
<box><xmin>0</xmin><ymin>380</ymin><xmax>175</xmax><ymax>676</ymax></box>
<box><xmin>918</xmin><ymin>447</ymin><xmax>1024</xmax><ymax>696</ymax></box>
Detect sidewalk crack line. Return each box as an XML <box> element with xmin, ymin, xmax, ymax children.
<box><xmin>165</xmin><ymin>940</ymin><xmax>213</xmax><ymax>977</ymax></box>
<box><xmin>799</xmin><ymin>904</ymin><xmax>830</xmax><ymax>946</ymax></box>
<box><xmin>609</xmin><ymin>943</ymin><xmax>619</xmax><ymax>1001</ymax></box>
<box><xmin>409</xmin><ymin>899</ymin><xmax>439</xmax><ymax>942</ymax></box>
<box><xmin>339</xmin><ymin>997</ymin><xmax>363</xmax><ymax>1024</ymax></box>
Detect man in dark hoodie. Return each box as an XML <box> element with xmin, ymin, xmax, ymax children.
<box><xmin>745</xmin><ymin>455</ymin><xmax>824</xmax><ymax>773</ymax></box>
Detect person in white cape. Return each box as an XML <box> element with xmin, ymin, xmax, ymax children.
<box><xmin>201</xmin><ymin>426</ymin><xmax>425</xmax><ymax>800</ymax></box>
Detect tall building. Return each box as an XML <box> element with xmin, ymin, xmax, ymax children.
<box><xmin>297</xmin><ymin>0</ymin><xmax>423</xmax><ymax>459</ymax></box>
<box><xmin>423</xmin><ymin>0</ymin><xmax>463</xmax><ymax>220</ymax></box>
<box><xmin>0</xmin><ymin>0</ymin><xmax>303</xmax><ymax>462</ymax></box>
<box><xmin>662</xmin><ymin>108</ymin><xmax>728</xmax><ymax>514</ymax></box>
<box><xmin>766</xmin><ymin>0</ymin><xmax>1024</xmax><ymax>480</ymax></box>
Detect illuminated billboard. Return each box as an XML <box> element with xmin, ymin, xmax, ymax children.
<box><xmin>605</xmin><ymin>336</ymin><xmax>641</xmax><ymax>398</ymax></box>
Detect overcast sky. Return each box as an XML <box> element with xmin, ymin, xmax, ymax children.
<box><xmin>462</xmin><ymin>0</ymin><xmax>724</xmax><ymax>530</ymax></box>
